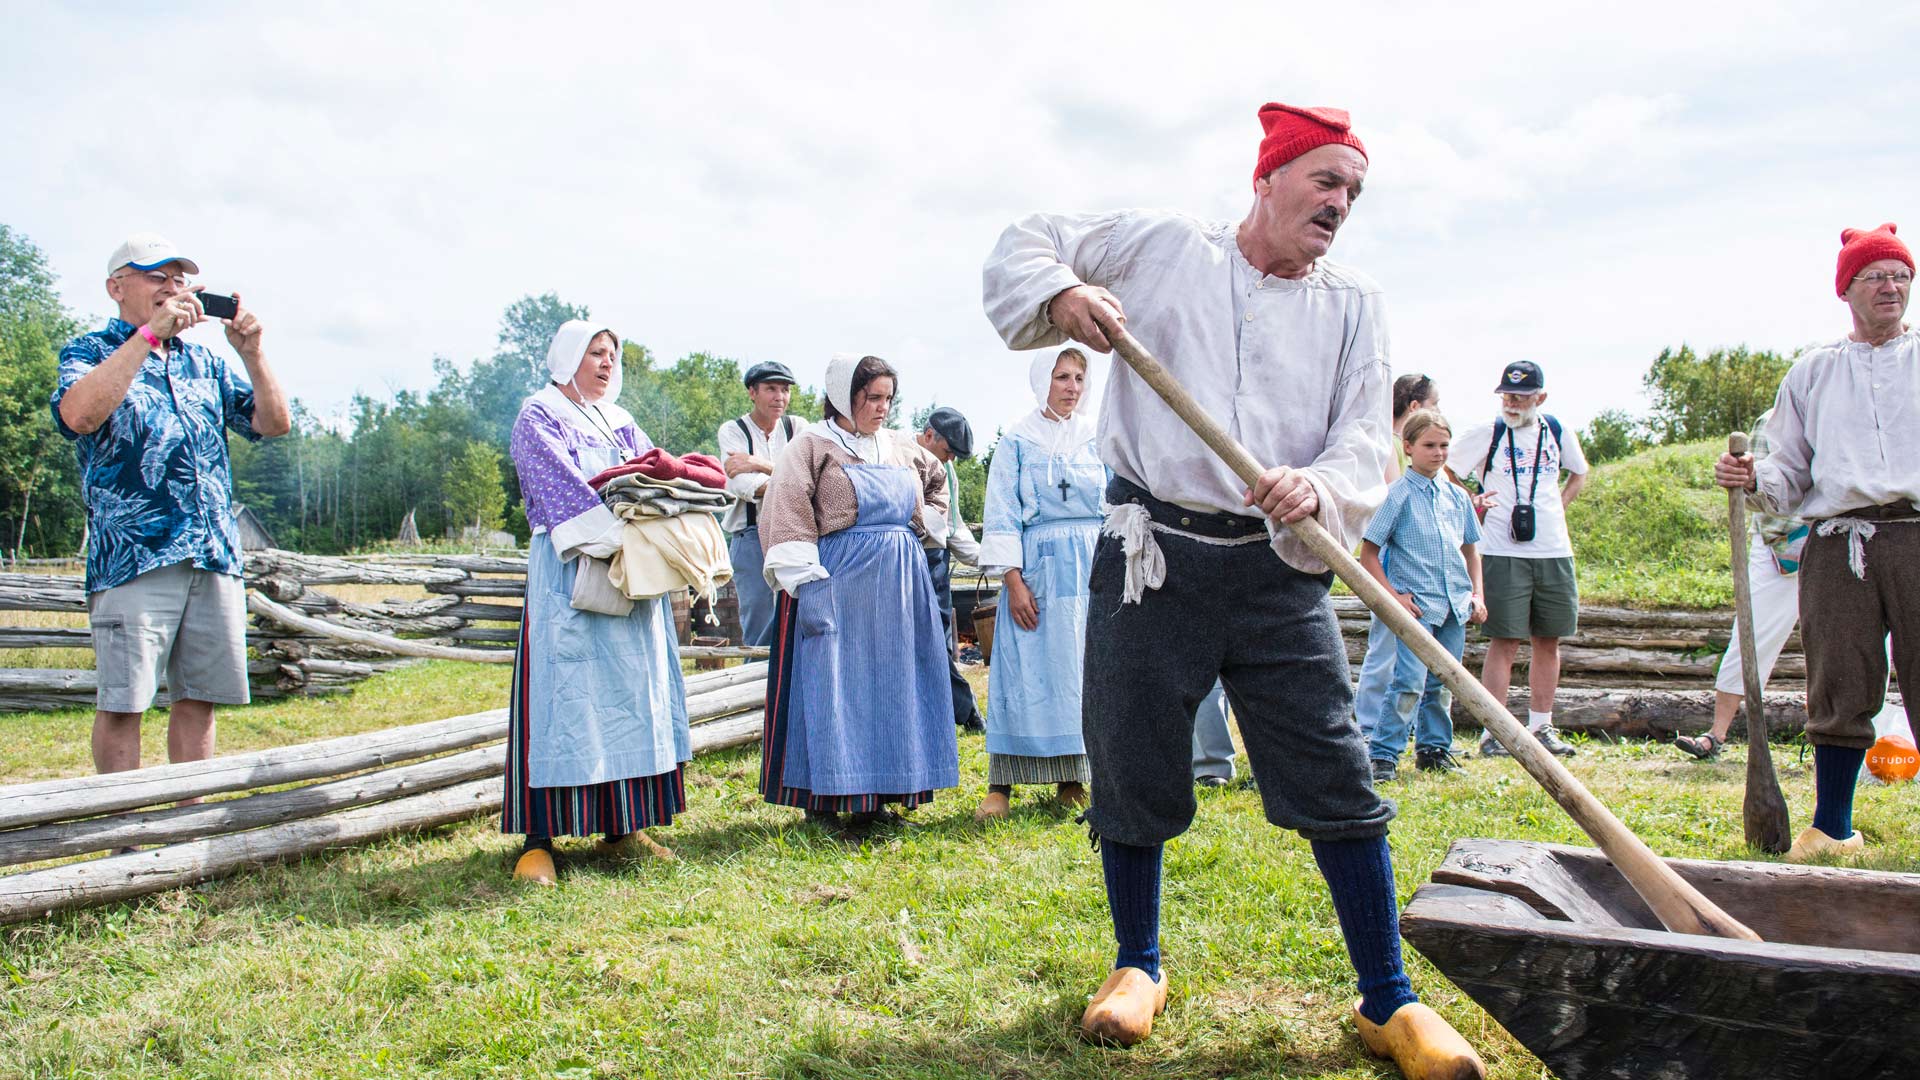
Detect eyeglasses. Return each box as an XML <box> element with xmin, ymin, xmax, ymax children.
<box><xmin>112</xmin><ymin>270</ymin><xmax>192</xmax><ymax>288</ymax></box>
<box><xmin>1852</xmin><ymin>270</ymin><xmax>1914</xmax><ymax>288</ymax></box>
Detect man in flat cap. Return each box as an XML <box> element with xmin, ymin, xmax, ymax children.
<box><xmin>52</xmin><ymin>233</ymin><xmax>291</xmax><ymax>790</ymax></box>
<box><xmin>984</xmin><ymin>103</ymin><xmax>1483</xmax><ymax>1078</ymax></box>
<box><xmin>1717</xmin><ymin>222</ymin><xmax>1919</xmax><ymax>863</ymax></box>
<box><xmin>719</xmin><ymin>361</ymin><xmax>804</xmax><ymax>647</ymax></box>
<box><xmin>917</xmin><ymin>406</ymin><xmax>985</xmax><ymax>730</ymax></box>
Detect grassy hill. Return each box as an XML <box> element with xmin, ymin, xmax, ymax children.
<box><xmin>1567</xmin><ymin>439</ymin><xmax>1733</xmax><ymax>610</ymax></box>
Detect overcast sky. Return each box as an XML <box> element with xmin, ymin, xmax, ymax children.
<box><xmin>7</xmin><ymin>2</ymin><xmax>1916</xmax><ymax>443</ymax></box>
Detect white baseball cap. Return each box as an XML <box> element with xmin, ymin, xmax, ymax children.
<box><xmin>107</xmin><ymin>232</ymin><xmax>200</xmax><ymax>276</ymax></box>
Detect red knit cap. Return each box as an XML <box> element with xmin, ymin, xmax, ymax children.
<box><xmin>1254</xmin><ymin>103</ymin><xmax>1368</xmax><ymax>182</ymax></box>
<box><xmin>1835</xmin><ymin>222</ymin><xmax>1914</xmax><ymax>298</ymax></box>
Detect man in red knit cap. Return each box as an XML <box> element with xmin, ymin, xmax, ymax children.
<box><xmin>984</xmin><ymin>104</ymin><xmax>1483</xmax><ymax>1078</ymax></box>
<box><xmin>1717</xmin><ymin>222</ymin><xmax>1917</xmax><ymax>863</ymax></box>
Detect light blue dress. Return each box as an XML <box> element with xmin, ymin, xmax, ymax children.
<box><xmin>981</xmin><ymin>429</ymin><xmax>1105</xmax><ymax>783</ymax></box>
<box><xmin>761</xmin><ymin>463</ymin><xmax>959</xmax><ymax>808</ymax></box>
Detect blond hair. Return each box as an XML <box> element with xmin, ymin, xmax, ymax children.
<box><xmin>1400</xmin><ymin>408</ymin><xmax>1452</xmax><ymax>447</ymax></box>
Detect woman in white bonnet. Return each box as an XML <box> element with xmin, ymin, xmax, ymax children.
<box><xmin>500</xmin><ymin>320</ymin><xmax>692</xmax><ymax>884</ymax></box>
<box><xmin>755</xmin><ymin>353</ymin><xmax>960</xmax><ymax>832</ymax></box>
<box><xmin>975</xmin><ymin>347</ymin><xmax>1105</xmax><ymax>818</ymax></box>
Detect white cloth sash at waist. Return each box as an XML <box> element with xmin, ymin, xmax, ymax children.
<box><xmin>1099</xmin><ymin>500</ymin><xmax>1268</xmax><ymax>605</ymax></box>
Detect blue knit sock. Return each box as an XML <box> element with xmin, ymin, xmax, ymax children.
<box><xmin>1311</xmin><ymin>836</ymin><xmax>1417</xmax><ymax>1027</ymax></box>
<box><xmin>1100</xmin><ymin>838</ymin><xmax>1163</xmax><ymax>981</ymax></box>
<box><xmin>1811</xmin><ymin>744</ymin><xmax>1866</xmax><ymax>840</ymax></box>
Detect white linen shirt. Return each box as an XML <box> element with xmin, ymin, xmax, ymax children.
<box><xmin>715</xmin><ymin>412</ymin><xmax>800</xmax><ymax>534</ymax></box>
<box><xmin>1753</xmin><ymin>327</ymin><xmax>1920</xmax><ymax>521</ymax></box>
<box><xmin>982</xmin><ymin>209</ymin><xmax>1392</xmax><ymax>573</ymax></box>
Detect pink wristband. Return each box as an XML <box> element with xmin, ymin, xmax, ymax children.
<box><xmin>136</xmin><ymin>324</ymin><xmax>162</xmax><ymax>350</ymax></box>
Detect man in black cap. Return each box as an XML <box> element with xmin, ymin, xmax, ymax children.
<box><xmin>719</xmin><ymin>361</ymin><xmax>804</xmax><ymax>647</ymax></box>
<box><xmin>1449</xmin><ymin>361</ymin><xmax>1589</xmax><ymax>758</ymax></box>
<box><xmin>917</xmin><ymin>406</ymin><xmax>985</xmax><ymax>730</ymax></box>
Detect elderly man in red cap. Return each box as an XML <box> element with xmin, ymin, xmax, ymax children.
<box><xmin>983</xmin><ymin>104</ymin><xmax>1483</xmax><ymax>1078</ymax></box>
<box><xmin>1717</xmin><ymin>222</ymin><xmax>1917</xmax><ymax>864</ymax></box>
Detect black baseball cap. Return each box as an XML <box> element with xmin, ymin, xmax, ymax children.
<box><xmin>1494</xmin><ymin>361</ymin><xmax>1545</xmax><ymax>394</ymax></box>
<box><xmin>926</xmin><ymin>406</ymin><xmax>974</xmax><ymax>458</ymax></box>
<box><xmin>743</xmin><ymin>361</ymin><xmax>796</xmax><ymax>388</ymax></box>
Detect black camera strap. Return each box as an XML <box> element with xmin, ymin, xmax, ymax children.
<box><xmin>1504</xmin><ymin>422</ymin><xmax>1547</xmax><ymax>507</ymax></box>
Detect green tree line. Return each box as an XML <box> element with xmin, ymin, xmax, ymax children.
<box><xmin>1577</xmin><ymin>344</ymin><xmax>1795</xmax><ymax>465</ymax></box>
<box><xmin>0</xmin><ymin>225</ymin><xmax>989</xmax><ymax>558</ymax></box>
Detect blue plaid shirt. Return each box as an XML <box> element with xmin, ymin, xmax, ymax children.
<box><xmin>51</xmin><ymin>318</ymin><xmax>261</xmax><ymax>593</ymax></box>
<box><xmin>1362</xmin><ymin>468</ymin><xmax>1481</xmax><ymax>627</ymax></box>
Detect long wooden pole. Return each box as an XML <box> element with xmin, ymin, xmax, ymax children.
<box><xmin>1727</xmin><ymin>432</ymin><xmax>1792</xmax><ymax>853</ymax></box>
<box><xmin>1102</xmin><ymin>321</ymin><xmax>1760</xmax><ymax>941</ymax></box>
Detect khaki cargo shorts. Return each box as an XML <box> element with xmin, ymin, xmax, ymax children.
<box><xmin>1482</xmin><ymin>555</ymin><xmax>1579</xmax><ymax>640</ymax></box>
<box><xmin>88</xmin><ymin>561</ymin><xmax>250</xmax><ymax>713</ymax></box>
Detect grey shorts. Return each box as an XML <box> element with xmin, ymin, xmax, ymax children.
<box><xmin>1482</xmin><ymin>555</ymin><xmax>1579</xmax><ymax>640</ymax></box>
<box><xmin>89</xmin><ymin>562</ymin><xmax>251</xmax><ymax>713</ymax></box>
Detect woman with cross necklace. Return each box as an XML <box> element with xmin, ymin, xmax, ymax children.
<box><xmin>975</xmin><ymin>348</ymin><xmax>1108</xmax><ymax>819</ymax></box>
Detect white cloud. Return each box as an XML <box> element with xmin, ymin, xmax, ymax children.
<box><xmin>6</xmin><ymin>1</ymin><xmax>1919</xmax><ymax>443</ymax></box>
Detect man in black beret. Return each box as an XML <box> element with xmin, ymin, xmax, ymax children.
<box><xmin>718</xmin><ymin>361</ymin><xmax>804</xmax><ymax>646</ymax></box>
<box><xmin>917</xmin><ymin>406</ymin><xmax>985</xmax><ymax>730</ymax></box>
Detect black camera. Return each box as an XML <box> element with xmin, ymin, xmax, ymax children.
<box><xmin>1510</xmin><ymin>504</ymin><xmax>1537</xmax><ymax>543</ymax></box>
<box><xmin>196</xmin><ymin>292</ymin><xmax>239</xmax><ymax>320</ymax></box>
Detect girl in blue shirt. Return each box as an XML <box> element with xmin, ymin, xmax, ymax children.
<box><xmin>1357</xmin><ymin>411</ymin><xmax>1487</xmax><ymax>781</ymax></box>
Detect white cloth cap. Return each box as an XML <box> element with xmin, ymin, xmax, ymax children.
<box><xmin>546</xmin><ymin>320</ymin><xmax>624</xmax><ymax>402</ymax></box>
<box><xmin>824</xmin><ymin>352</ymin><xmax>863</xmax><ymax>417</ymax></box>
<box><xmin>107</xmin><ymin>232</ymin><xmax>199</xmax><ymax>276</ymax></box>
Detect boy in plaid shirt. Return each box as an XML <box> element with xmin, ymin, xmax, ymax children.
<box><xmin>1358</xmin><ymin>411</ymin><xmax>1487</xmax><ymax>781</ymax></box>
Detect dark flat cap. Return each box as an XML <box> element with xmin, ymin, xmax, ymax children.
<box><xmin>927</xmin><ymin>406</ymin><xmax>974</xmax><ymax>458</ymax></box>
<box><xmin>744</xmin><ymin>361</ymin><xmax>797</xmax><ymax>387</ymax></box>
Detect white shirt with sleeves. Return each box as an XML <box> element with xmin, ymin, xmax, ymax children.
<box><xmin>981</xmin><ymin>208</ymin><xmax>1393</xmax><ymax>574</ymax></box>
<box><xmin>1753</xmin><ymin>328</ymin><xmax>1920</xmax><ymax>521</ymax></box>
<box><xmin>716</xmin><ymin>412</ymin><xmax>799</xmax><ymax>535</ymax></box>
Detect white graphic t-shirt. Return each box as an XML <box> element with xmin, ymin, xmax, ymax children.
<box><xmin>1449</xmin><ymin>417</ymin><xmax>1588</xmax><ymax>559</ymax></box>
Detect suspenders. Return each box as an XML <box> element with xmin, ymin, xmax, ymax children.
<box><xmin>733</xmin><ymin>415</ymin><xmax>796</xmax><ymax>528</ymax></box>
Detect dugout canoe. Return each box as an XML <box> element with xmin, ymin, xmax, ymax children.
<box><xmin>1399</xmin><ymin>838</ymin><xmax>1920</xmax><ymax>1080</ymax></box>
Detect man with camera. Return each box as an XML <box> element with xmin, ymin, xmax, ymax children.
<box><xmin>51</xmin><ymin>233</ymin><xmax>290</xmax><ymax>790</ymax></box>
<box><xmin>1450</xmin><ymin>361</ymin><xmax>1588</xmax><ymax>758</ymax></box>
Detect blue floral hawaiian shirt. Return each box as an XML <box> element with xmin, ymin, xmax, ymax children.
<box><xmin>51</xmin><ymin>318</ymin><xmax>261</xmax><ymax>593</ymax></box>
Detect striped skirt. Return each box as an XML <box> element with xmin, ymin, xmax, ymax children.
<box><xmin>987</xmin><ymin>752</ymin><xmax>1091</xmax><ymax>786</ymax></box>
<box><xmin>500</xmin><ymin>622</ymin><xmax>686</xmax><ymax>839</ymax></box>
<box><xmin>759</xmin><ymin>590</ymin><xmax>937</xmax><ymax>813</ymax></box>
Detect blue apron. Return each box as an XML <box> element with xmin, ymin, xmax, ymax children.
<box><xmin>783</xmin><ymin>464</ymin><xmax>958</xmax><ymax>796</ymax></box>
<box><xmin>986</xmin><ymin>456</ymin><xmax>1105</xmax><ymax>758</ymax></box>
<box><xmin>524</xmin><ymin>444</ymin><xmax>691</xmax><ymax>788</ymax></box>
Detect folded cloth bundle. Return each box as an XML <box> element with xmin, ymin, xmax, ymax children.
<box><xmin>589</xmin><ymin>448</ymin><xmax>728</xmax><ymax>491</ymax></box>
<box><xmin>606</xmin><ymin>503</ymin><xmax>733</xmax><ymax>608</ymax></box>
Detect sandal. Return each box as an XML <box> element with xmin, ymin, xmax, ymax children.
<box><xmin>1674</xmin><ymin>733</ymin><xmax>1723</xmax><ymax>760</ymax></box>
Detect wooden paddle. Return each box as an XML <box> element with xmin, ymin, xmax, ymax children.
<box><xmin>1098</xmin><ymin>317</ymin><xmax>1761</xmax><ymax>941</ymax></box>
<box><xmin>1726</xmin><ymin>431</ymin><xmax>1793</xmax><ymax>854</ymax></box>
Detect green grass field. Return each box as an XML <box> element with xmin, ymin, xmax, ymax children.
<box><xmin>3</xmin><ymin>662</ymin><xmax>1916</xmax><ymax>1079</ymax></box>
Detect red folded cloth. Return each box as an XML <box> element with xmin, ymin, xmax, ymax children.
<box><xmin>589</xmin><ymin>448</ymin><xmax>728</xmax><ymax>491</ymax></box>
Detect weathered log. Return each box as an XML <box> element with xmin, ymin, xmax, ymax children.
<box><xmin>0</xmin><ymin>745</ymin><xmax>505</xmax><ymax>867</ymax></box>
<box><xmin>247</xmin><ymin>592</ymin><xmax>512</xmax><ymax>664</ymax></box>
<box><xmin>0</xmin><ymin>581</ymin><xmax>86</xmax><ymax>612</ymax></box>
<box><xmin>1447</xmin><ymin>686</ymin><xmax>1837</xmax><ymax>739</ymax></box>
<box><xmin>683</xmin><ymin>661</ymin><xmax>769</xmax><ymax>694</ymax></box>
<box><xmin>242</xmin><ymin>550</ymin><xmax>466</xmax><ymax>586</ymax></box>
<box><xmin>0</xmin><ymin>706</ymin><xmax>765</xmax><ymax>925</ymax></box>
<box><xmin>679</xmin><ymin>645</ymin><xmax>771</xmax><ymax>660</ymax></box>
<box><xmin>368</xmin><ymin>554</ymin><xmax>529</xmax><ymax>574</ymax></box>
<box><xmin>0</xmin><ymin>709</ymin><xmax>508</xmax><ymax>829</ymax></box>
<box><xmin>0</xmin><ymin>627</ymin><xmax>93</xmax><ymax>650</ymax></box>
<box><xmin>424</xmin><ymin>579</ymin><xmax>527</xmax><ymax>598</ymax></box>
<box><xmin>442</xmin><ymin>600</ymin><xmax>525</xmax><ymax>622</ymax></box>
<box><xmin>450</xmin><ymin>626</ymin><xmax>519</xmax><ymax>644</ymax></box>
<box><xmin>0</xmin><ymin>778</ymin><xmax>503</xmax><ymax>925</ymax></box>
<box><xmin>685</xmin><ymin>680</ymin><xmax>769</xmax><ymax>721</ymax></box>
